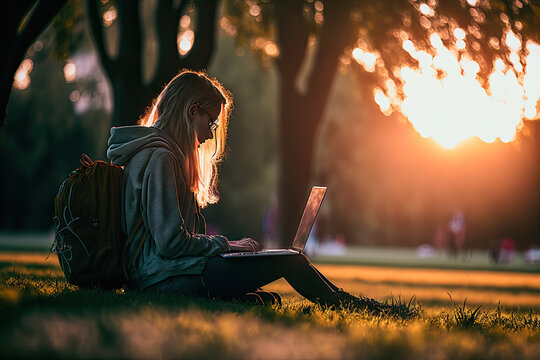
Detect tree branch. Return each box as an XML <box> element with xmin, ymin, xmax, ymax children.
<box><xmin>306</xmin><ymin>0</ymin><xmax>355</xmax><ymax>117</ymax></box>
<box><xmin>182</xmin><ymin>0</ymin><xmax>219</xmax><ymax>71</ymax></box>
<box><xmin>5</xmin><ymin>1</ymin><xmax>36</xmax><ymax>35</ymax></box>
<box><xmin>152</xmin><ymin>0</ymin><xmax>181</xmax><ymax>90</ymax></box>
<box><xmin>148</xmin><ymin>0</ymin><xmax>215</xmax><ymax>112</ymax></box>
<box><xmin>86</xmin><ymin>0</ymin><xmax>116</xmax><ymax>77</ymax></box>
<box><xmin>3</xmin><ymin>1</ymin><xmax>48</xmax><ymax>77</ymax></box>
<box><xmin>176</xmin><ymin>0</ymin><xmax>190</xmax><ymax>25</ymax></box>
<box><xmin>17</xmin><ymin>0</ymin><xmax>66</xmax><ymax>48</ymax></box>
<box><xmin>274</xmin><ymin>0</ymin><xmax>310</xmax><ymax>88</ymax></box>
<box><xmin>117</xmin><ymin>0</ymin><xmax>143</xmax><ymax>81</ymax></box>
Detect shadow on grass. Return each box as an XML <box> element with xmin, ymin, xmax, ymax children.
<box><xmin>0</xmin><ymin>285</ymin><xmax>417</xmax><ymax>329</ymax></box>
<box><xmin>0</xmin><ymin>264</ymin><xmax>423</xmax><ymax>336</ymax></box>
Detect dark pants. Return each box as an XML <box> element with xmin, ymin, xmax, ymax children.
<box><xmin>146</xmin><ymin>253</ymin><xmax>340</xmax><ymax>305</ymax></box>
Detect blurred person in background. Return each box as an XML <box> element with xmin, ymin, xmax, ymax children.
<box><xmin>448</xmin><ymin>210</ymin><xmax>466</xmax><ymax>259</ymax></box>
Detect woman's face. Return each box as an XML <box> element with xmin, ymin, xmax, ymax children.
<box><xmin>190</xmin><ymin>103</ymin><xmax>222</xmax><ymax>147</ymax></box>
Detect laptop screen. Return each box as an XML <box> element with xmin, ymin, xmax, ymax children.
<box><xmin>292</xmin><ymin>186</ymin><xmax>327</xmax><ymax>251</ymax></box>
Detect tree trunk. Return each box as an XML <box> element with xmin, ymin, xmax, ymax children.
<box><xmin>275</xmin><ymin>0</ymin><xmax>355</xmax><ymax>244</ymax></box>
<box><xmin>277</xmin><ymin>87</ymin><xmax>319</xmax><ymax>243</ymax></box>
<box><xmin>110</xmin><ymin>75</ymin><xmax>151</xmax><ymax>127</ymax></box>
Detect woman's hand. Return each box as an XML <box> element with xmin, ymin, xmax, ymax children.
<box><xmin>228</xmin><ymin>238</ymin><xmax>263</xmax><ymax>252</ymax></box>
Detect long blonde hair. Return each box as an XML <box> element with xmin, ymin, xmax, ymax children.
<box><xmin>139</xmin><ymin>70</ymin><xmax>232</xmax><ymax>207</ymax></box>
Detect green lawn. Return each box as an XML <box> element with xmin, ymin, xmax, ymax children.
<box><xmin>0</xmin><ymin>245</ymin><xmax>539</xmax><ymax>359</ymax></box>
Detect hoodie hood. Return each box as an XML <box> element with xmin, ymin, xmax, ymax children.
<box><xmin>107</xmin><ymin>126</ymin><xmax>186</xmax><ymax>166</ymax></box>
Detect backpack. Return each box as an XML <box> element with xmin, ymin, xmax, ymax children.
<box><xmin>52</xmin><ymin>154</ymin><xmax>147</xmax><ymax>289</ymax></box>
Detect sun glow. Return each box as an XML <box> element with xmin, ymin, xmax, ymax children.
<box><xmin>368</xmin><ymin>32</ymin><xmax>540</xmax><ymax>149</ymax></box>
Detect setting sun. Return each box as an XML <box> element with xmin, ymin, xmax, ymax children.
<box><xmin>364</xmin><ymin>33</ymin><xmax>540</xmax><ymax>149</ymax></box>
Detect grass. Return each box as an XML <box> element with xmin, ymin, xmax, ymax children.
<box><xmin>0</xmin><ymin>250</ymin><xmax>539</xmax><ymax>359</ymax></box>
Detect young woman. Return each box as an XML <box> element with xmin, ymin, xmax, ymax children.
<box><xmin>107</xmin><ymin>70</ymin><xmax>365</xmax><ymax>308</ymax></box>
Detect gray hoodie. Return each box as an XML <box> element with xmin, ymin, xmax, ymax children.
<box><xmin>107</xmin><ymin>126</ymin><xmax>230</xmax><ymax>290</ymax></box>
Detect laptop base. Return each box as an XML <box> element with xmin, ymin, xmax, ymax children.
<box><xmin>220</xmin><ymin>249</ymin><xmax>299</xmax><ymax>258</ymax></box>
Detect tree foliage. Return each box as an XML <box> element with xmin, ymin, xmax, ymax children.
<box><xmin>226</xmin><ymin>0</ymin><xmax>540</xmax><ymax>99</ymax></box>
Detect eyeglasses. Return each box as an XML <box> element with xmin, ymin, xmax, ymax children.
<box><xmin>201</xmin><ymin>109</ymin><xmax>219</xmax><ymax>131</ymax></box>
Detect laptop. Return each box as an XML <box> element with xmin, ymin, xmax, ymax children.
<box><xmin>220</xmin><ymin>186</ymin><xmax>327</xmax><ymax>258</ymax></box>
